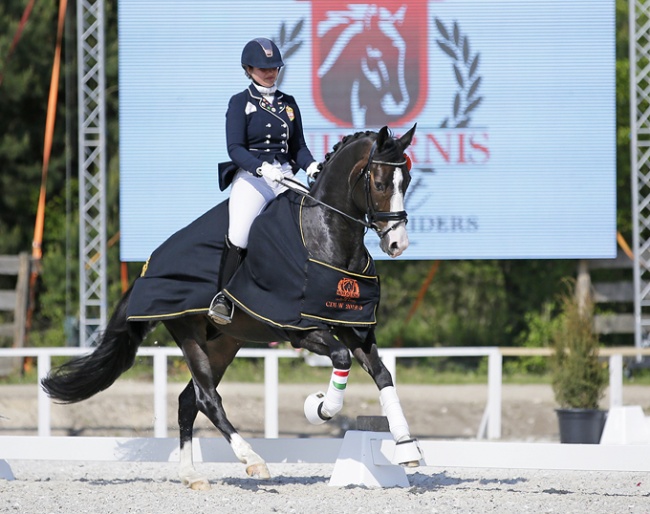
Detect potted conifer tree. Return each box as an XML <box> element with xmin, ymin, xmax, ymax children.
<box><xmin>550</xmin><ymin>284</ymin><xmax>608</xmax><ymax>444</ymax></box>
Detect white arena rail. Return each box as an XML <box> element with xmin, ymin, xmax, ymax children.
<box><xmin>0</xmin><ymin>346</ymin><xmax>643</xmax><ymax>441</ymax></box>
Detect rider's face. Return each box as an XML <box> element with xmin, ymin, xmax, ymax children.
<box><xmin>248</xmin><ymin>66</ymin><xmax>279</xmax><ymax>87</ymax></box>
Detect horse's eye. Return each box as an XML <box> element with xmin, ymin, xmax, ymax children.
<box><xmin>374</xmin><ymin>181</ymin><xmax>386</xmax><ymax>192</ymax></box>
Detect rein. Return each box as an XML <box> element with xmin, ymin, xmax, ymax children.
<box><xmin>280</xmin><ymin>176</ymin><xmax>376</xmax><ymax>231</ymax></box>
<box><xmin>280</xmin><ymin>140</ymin><xmax>408</xmax><ymax>240</ymax></box>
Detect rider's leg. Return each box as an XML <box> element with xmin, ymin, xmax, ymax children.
<box><xmin>208</xmin><ymin>236</ymin><xmax>246</xmax><ymax>324</ymax></box>
<box><xmin>208</xmin><ymin>170</ymin><xmax>274</xmax><ymax>325</ymax></box>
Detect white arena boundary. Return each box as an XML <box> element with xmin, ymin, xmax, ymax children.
<box><xmin>2</xmin><ymin>435</ymin><xmax>650</xmax><ymax>472</ymax></box>
<box><xmin>3</xmin><ymin>347</ymin><xmax>650</xmax><ymax>485</ymax></box>
<box><xmin>2</xmin><ymin>345</ymin><xmax>650</xmax><ymax>441</ymax></box>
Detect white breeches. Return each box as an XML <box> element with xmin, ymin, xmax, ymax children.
<box><xmin>227</xmin><ymin>162</ymin><xmax>293</xmax><ymax>249</ymax></box>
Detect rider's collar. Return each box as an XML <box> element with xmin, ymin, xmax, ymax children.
<box><xmin>252</xmin><ymin>82</ymin><xmax>277</xmax><ymax>95</ymax></box>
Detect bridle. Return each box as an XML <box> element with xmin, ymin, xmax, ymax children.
<box><xmin>353</xmin><ymin>140</ymin><xmax>408</xmax><ymax>238</ymax></box>
<box><xmin>281</xmin><ymin>140</ymin><xmax>409</xmax><ymax>240</ymax></box>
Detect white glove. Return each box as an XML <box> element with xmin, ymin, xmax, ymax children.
<box><xmin>306</xmin><ymin>162</ymin><xmax>321</xmax><ymax>178</ymax></box>
<box><xmin>256</xmin><ymin>161</ymin><xmax>284</xmax><ymax>183</ymax></box>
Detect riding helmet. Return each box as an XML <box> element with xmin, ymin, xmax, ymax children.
<box><xmin>241</xmin><ymin>37</ymin><xmax>284</xmax><ymax>69</ymax></box>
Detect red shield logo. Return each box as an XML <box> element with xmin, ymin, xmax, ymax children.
<box><xmin>311</xmin><ymin>1</ymin><xmax>428</xmax><ymax>128</ymax></box>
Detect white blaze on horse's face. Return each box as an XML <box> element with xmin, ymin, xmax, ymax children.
<box><xmin>379</xmin><ymin>167</ymin><xmax>409</xmax><ymax>258</ymax></box>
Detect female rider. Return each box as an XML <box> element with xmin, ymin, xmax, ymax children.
<box><xmin>209</xmin><ymin>37</ymin><xmax>320</xmax><ymax>324</ymax></box>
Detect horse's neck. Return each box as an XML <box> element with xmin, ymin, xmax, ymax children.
<box><xmin>304</xmin><ymin>137</ymin><xmax>373</xmax><ymax>270</ymax></box>
<box><xmin>305</xmin><ymin>231</ymin><xmax>368</xmax><ymax>271</ymax></box>
<box><xmin>302</xmin><ymin>205</ymin><xmax>368</xmax><ymax>271</ymax></box>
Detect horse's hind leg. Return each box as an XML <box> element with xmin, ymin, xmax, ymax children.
<box><xmin>177</xmin><ymin>380</ymin><xmax>210</xmax><ymax>490</ymax></box>
<box><xmin>165</xmin><ymin>317</ymin><xmax>271</xmax><ymax>484</ymax></box>
<box><xmin>191</xmin><ymin>342</ymin><xmax>271</xmax><ymax>479</ymax></box>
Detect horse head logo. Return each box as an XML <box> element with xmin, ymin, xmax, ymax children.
<box><xmin>336</xmin><ymin>277</ymin><xmax>361</xmax><ymax>299</ymax></box>
<box><xmin>312</xmin><ymin>2</ymin><xmax>427</xmax><ymax>128</ymax></box>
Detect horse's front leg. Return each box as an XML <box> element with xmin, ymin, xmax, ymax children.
<box><xmin>294</xmin><ymin>331</ymin><xmax>352</xmax><ymax>425</ymax></box>
<box><xmin>348</xmin><ymin>331</ymin><xmax>422</xmax><ymax>467</ymax></box>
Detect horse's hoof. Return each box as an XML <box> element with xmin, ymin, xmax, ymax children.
<box><xmin>246</xmin><ymin>462</ymin><xmax>271</xmax><ymax>479</ymax></box>
<box><xmin>189</xmin><ymin>479</ymin><xmax>211</xmax><ymax>490</ymax></box>
<box><xmin>304</xmin><ymin>392</ymin><xmax>331</xmax><ymax>425</ymax></box>
<box><xmin>182</xmin><ymin>476</ymin><xmax>211</xmax><ymax>490</ymax></box>
<box><xmin>394</xmin><ymin>438</ymin><xmax>423</xmax><ymax>467</ymax></box>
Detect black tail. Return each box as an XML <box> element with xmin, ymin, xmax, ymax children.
<box><xmin>41</xmin><ymin>285</ymin><xmax>157</xmax><ymax>403</ymax></box>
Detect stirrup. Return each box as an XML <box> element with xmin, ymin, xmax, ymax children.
<box><xmin>208</xmin><ymin>292</ymin><xmax>234</xmax><ymax>325</ymax></box>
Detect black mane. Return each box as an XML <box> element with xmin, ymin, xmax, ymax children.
<box><xmin>321</xmin><ymin>128</ymin><xmax>402</xmax><ymax>168</ymax></box>
<box><xmin>322</xmin><ymin>130</ymin><xmax>375</xmax><ymax>165</ymax></box>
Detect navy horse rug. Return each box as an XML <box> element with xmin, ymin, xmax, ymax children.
<box><xmin>126</xmin><ymin>191</ymin><xmax>380</xmax><ymax>334</ymax></box>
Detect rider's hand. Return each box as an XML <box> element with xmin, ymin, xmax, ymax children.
<box><xmin>256</xmin><ymin>162</ymin><xmax>284</xmax><ymax>183</ymax></box>
<box><xmin>306</xmin><ymin>162</ymin><xmax>321</xmax><ymax>179</ymax></box>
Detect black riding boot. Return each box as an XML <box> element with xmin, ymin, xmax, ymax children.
<box><xmin>208</xmin><ymin>236</ymin><xmax>246</xmax><ymax>325</ymax></box>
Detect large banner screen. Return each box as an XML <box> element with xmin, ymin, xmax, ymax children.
<box><xmin>119</xmin><ymin>0</ymin><xmax>616</xmax><ymax>261</ymax></box>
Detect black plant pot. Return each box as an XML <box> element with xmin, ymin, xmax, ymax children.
<box><xmin>556</xmin><ymin>408</ymin><xmax>607</xmax><ymax>444</ymax></box>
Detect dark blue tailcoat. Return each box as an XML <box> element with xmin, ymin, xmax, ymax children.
<box><xmin>218</xmin><ymin>85</ymin><xmax>315</xmax><ymax>190</ymax></box>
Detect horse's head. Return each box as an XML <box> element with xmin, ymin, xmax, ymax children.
<box><xmin>307</xmin><ymin>124</ymin><xmax>416</xmax><ymax>264</ymax></box>
<box><xmin>356</xmin><ymin>124</ymin><xmax>416</xmax><ymax>258</ymax></box>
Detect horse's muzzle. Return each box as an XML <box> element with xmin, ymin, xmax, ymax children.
<box><xmin>379</xmin><ymin>222</ymin><xmax>409</xmax><ymax>258</ymax></box>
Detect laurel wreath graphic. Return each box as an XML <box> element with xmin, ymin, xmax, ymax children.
<box><xmin>434</xmin><ymin>18</ymin><xmax>482</xmax><ymax>129</ymax></box>
<box><xmin>273</xmin><ymin>19</ymin><xmax>305</xmax><ymax>88</ymax></box>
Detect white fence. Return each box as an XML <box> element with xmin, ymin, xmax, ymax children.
<box><xmin>0</xmin><ymin>346</ymin><xmax>645</xmax><ymax>440</ymax></box>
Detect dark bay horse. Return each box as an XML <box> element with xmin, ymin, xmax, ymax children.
<box><xmin>42</xmin><ymin>124</ymin><xmax>419</xmax><ymax>490</ymax></box>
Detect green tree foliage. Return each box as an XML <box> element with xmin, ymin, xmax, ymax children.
<box><xmin>0</xmin><ymin>1</ymin><xmax>64</xmax><ymax>253</ymax></box>
<box><xmin>375</xmin><ymin>258</ymin><xmax>575</xmax><ymax>350</ymax></box>
<box><xmin>376</xmin><ymin>260</ymin><xmax>509</xmax><ymax>347</ymax></box>
<box><xmin>0</xmin><ymin>1</ymin><xmax>122</xmax><ymax>345</ymax></box>
<box><xmin>35</xmin><ymin>0</ymin><xmax>122</xmax><ymax>346</ymax></box>
<box><xmin>616</xmin><ymin>0</ymin><xmax>632</xmax><ymax>243</ymax></box>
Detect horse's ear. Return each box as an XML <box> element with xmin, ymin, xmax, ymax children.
<box><xmin>376</xmin><ymin>126</ymin><xmax>390</xmax><ymax>149</ymax></box>
<box><xmin>398</xmin><ymin>123</ymin><xmax>417</xmax><ymax>150</ymax></box>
